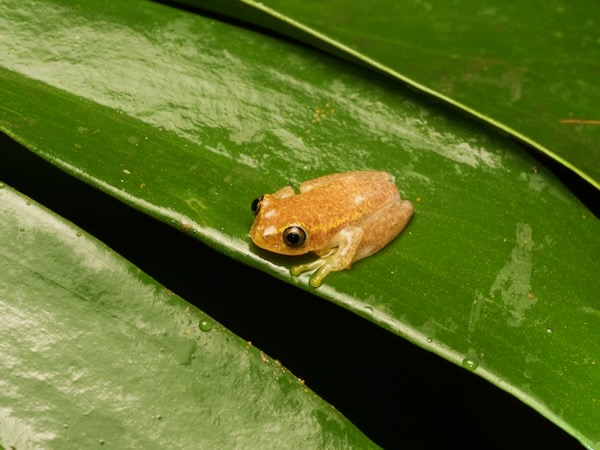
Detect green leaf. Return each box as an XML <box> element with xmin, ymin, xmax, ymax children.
<box><xmin>192</xmin><ymin>0</ymin><xmax>600</xmax><ymax>188</ymax></box>
<box><xmin>1</xmin><ymin>0</ymin><xmax>598</xmax><ymax>448</ymax></box>
<box><xmin>0</xmin><ymin>182</ymin><xmax>376</xmax><ymax>449</ymax></box>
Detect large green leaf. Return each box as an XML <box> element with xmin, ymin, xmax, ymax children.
<box><xmin>0</xmin><ymin>182</ymin><xmax>376</xmax><ymax>449</ymax></box>
<box><xmin>191</xmin><ymin>0</ymin><xmax>600</xmax><ymax>188</ymax></box>
<box><xmin>1</xmin><ymin>0</ymin><xmax>598</xmax><ymax>447</ymax></box>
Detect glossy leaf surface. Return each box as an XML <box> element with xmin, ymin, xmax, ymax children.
<box><xmin>0</xmin><ymin>183</ymin><xmax>375</xmax><ymax>449</ymax></box>
<box><xmin>0</xmin><ymin>0</ymin><xmax>599</xmax><ymax>447</ymax></box>
<box><xmin>193</xmin><ymin>0</ymin><xmax>600</xmax><ymax>187</ymax></box>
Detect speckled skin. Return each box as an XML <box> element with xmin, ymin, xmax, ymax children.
<box><xmin>250</xmin><ymin>171</ymin><xmax>413</xmax><ymax>286</ymax></box>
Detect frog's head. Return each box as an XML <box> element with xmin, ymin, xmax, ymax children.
<box><xmin>249</xmin><ymin>194</ymin><xmax>312</xmax><ymax>256</ymax></box>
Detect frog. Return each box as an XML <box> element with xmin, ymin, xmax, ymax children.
<box><xmin>249</xmin><ymin>171</ymin><xmax>413</xmax><ymax>287</ymax></box>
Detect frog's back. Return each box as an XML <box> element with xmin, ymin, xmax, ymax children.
<box><xmin>299</xmin><ymin>171</ymin><xmax>397</xmax><ymax>215</ymax></box>
<box><xmin>285</xmin><ymin>171</ymin><xmax>399</xmax><ymax>233</ymax></box>
<box><xmin>299</xmin><ymin>171</ymin><xmax>394</xmax><ymax>196</ymax></box>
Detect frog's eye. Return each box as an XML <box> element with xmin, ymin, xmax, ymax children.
<box><xmin>251</xmin><ymin>196</ymin><xmax>264</xmax><ymax>216</ymax></box>
<box><xmin>282</xmin><ymin>226</ymin><xmax>306</xmax><ymax>247</ymax></box>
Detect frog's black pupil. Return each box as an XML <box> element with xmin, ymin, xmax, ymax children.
<box><xmin>283</xmin><ymin>226</ymin><xmax>306</xmax><ymax>247</ymax></box>
<box><xmin>251</xmin><ymin>196</ymin><xmax>263</xmax><ymax>216</ymax></box>
<box><xmin>287</xmin><ymin>232</ymin><xmax>300</xmax><ymax>245</ymax></box>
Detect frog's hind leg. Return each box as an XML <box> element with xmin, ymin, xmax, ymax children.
<box><xmin>291</xmin><ymin>227</ymin><xmax>363</xmax><ymax>287</ymax></box>
<box><xmin>353</xmin><ymin>198</ymin><xmax>413</xmax><ymax>262</ymax></box>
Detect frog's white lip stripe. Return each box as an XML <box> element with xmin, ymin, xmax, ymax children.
<box><xmin>262</xmin><ymin>225</ymin><xmax>277</xmax><ymax>237</ymax></box>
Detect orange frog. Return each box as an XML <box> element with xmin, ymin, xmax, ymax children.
<box><xmin>250</xmin><ymin>171</ymin><xmax>413</xmax><ymax>287</ymax></box>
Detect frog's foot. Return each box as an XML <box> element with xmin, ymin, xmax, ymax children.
<box><xmin>291</xmin><ymin>249</ymin><xmax>337</xmax><ymax>288</ymax></box>
<box><xmin>291</xmin><ymin>226</ymin><xmax>363</xmax><ymax>288</ymax></box>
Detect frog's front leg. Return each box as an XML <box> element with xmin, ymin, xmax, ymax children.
<box><xmin>291</xmin><ymin>226</ymin><xmax>364</xmax><ymax>287</ymax></box>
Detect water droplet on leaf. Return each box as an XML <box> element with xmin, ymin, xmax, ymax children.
<box><xmin>462</xmin><ymin>358</ymin><xmax>479</xmax><ymax>371</ymax></box>
<box><xmin>199</xmin><ymin>319</ymin><xmax>213</xmax><ymax>332</ymax></box>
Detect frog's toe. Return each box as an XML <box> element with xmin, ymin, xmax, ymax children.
<box><xmin>291</xmin><ymin>259</ymin><xmax>324</xmax><ymax>277</ymax></box>
<box><xmin>291</xmin><ymin>256</ymin><xmax>337</xmax><ymax>288</ymax></box>
<box><xmin>309</xmin><ymin>264</ymin><xmax>334</xmax><ymax>287</ymax></box>
<box><xmin>291</xmin><ymin>248</ymin><xmax>341</xmax><ymax>287</ymax></box>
